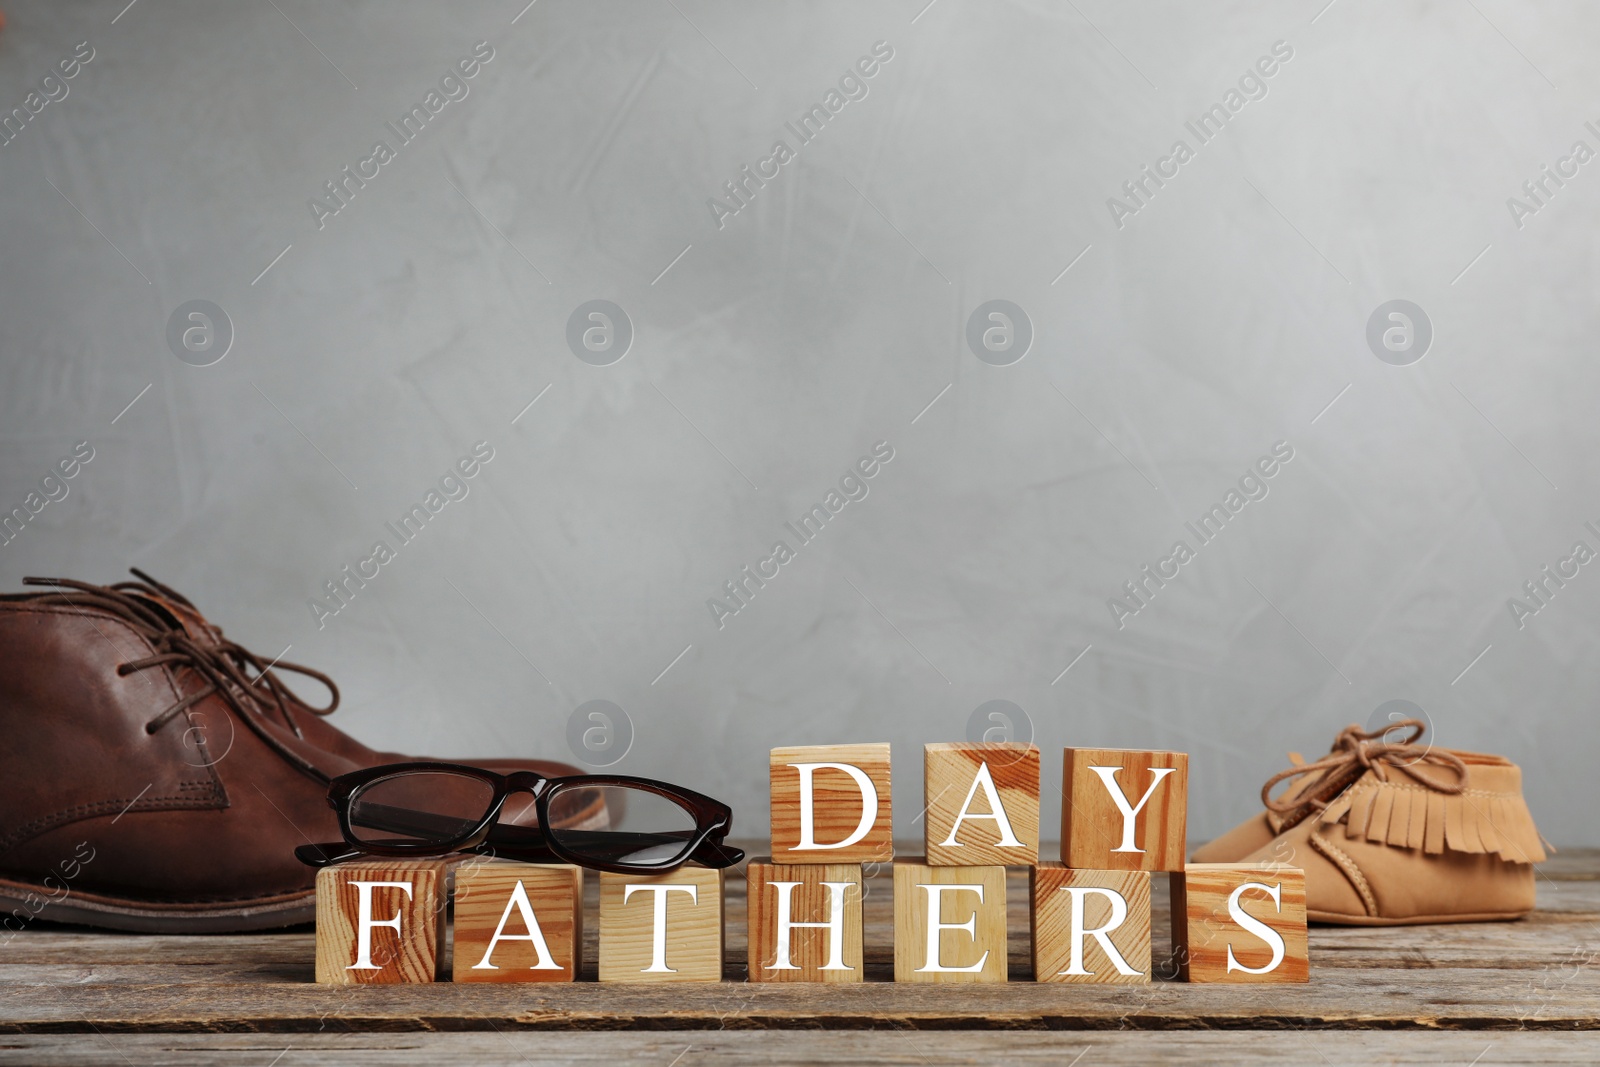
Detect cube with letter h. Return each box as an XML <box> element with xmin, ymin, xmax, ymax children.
<box><xmin>924</xmin><ymin>742</ymin><xmax>1040</xmax><ymax>866</ymax></box>
<box><xmin>770</xmin><ymin>743</ymin><xmax>892</xmax><ymax>864</ymax></box>
<box><xmin>450</xmin><ymin>862</ymin><xmax>583</xmax><ymax>982</ymax></box>
<box><xmin>315</xmin><ymin>859</ymin><xmax>448</xmax><ymax>984</ymax></box>
<box><xmin>1061</xmin><ymin>747</ymin><xmax>1188</xmax><ymax>872</ymax></box>
<box><xmin>746</xmin><ymin>860</ymin><xmax>863</xmax><ymax>982</ymax></box>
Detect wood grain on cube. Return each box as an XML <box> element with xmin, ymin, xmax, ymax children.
<box><xmin>451</xmin><ymin>862</ymin><xmax>582</xmax><ymax>982</ymax></box>
<box><xmin>1171</xmin><ymin>863</ymin><xmax>1308</xmax><ymax>983</ymax></box>
<box><xmin>746</xmin><ymin>859</ymin><xmax>863</xmax><ymax>983</ymax></box>
<box><xmin>1030</xmin><ymin>864</ymin><xmax>1151</xmax><ymax>984</ymax></box>
<box><xmin>770</xmin><ymin>743</ymin><xmax>892</xmax><ymax>865</ymax></box>
<box><xmin>598</xmin><ymin>867</ymin><xmax>723</xmax><ymax>983</ymax></box>
<box><xmin>924</xmin><ymin>742</ymin><xmax>1040</xmax><ymax>866</ymax></box>
<box><xmin>1061</xmin><ymin>747</ymin><xmax>1188</xmax><ymax>872</ymax></box>
<box><xmin>314</xmin><ymin>859</ymin><xmax>447</xmax><ymax>985</ymax></box>
<box><xmin>892</xmin><ymin>859</ymin><xmax>1007</xmax><ymax>983</ymax></box>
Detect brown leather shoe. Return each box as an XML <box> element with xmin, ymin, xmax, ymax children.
<box><xmin>0</xmin><ymin>571</ymin><xmax>602</xmax><ymax>933</ymax></box>
<box><xmin>1192</xmin><ymin>721</ymin><xmax>1547</xmax><ymax>924</ymax></box>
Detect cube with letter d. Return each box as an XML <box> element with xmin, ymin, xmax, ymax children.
<box><xmin>770</xmin><ymin>743</ymin><xmax>892</xmax><ymax>865</ymax></box>
<box><xmin>1061</xmin><ymin>747</ymin><xmax>1188</xmax><ymax>872</ymax></box>
<box><xmin>924</xmin><ymin>742</ymin><xmax>1040</xmax><ymax>866</ymax></box>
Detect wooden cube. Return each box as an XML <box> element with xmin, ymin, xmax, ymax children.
<box><xmin>924</xmin><ymin>742</ymin><xmax>1040</xmax><ymax>866</ymax></box>
<box><xmin>892</xmin><ymin>860</ymin><xmax>1007</xmax><ymax>983</ymax></box>
<box><xmin>314</xmin><ymin>859</ymin><xmax>448</xmax><ymax>984</ymax></box>
<box><xmin>1030</xmin><ymin>864</ymin><xmax>1151</xmax><ymax>984</ymax></box>
<box><xmin>1061</xmin><ymin>747</ymin><xmax>1188</xmax><ymax>872</ymax></box>
<box><xmin>770</xmin><ymin>743</ymin><xmax>892</xmax><ymax>865</ymax></box>
<box><xmin>599</xmin><ymin>867</ymin><xmax>724</xmax><ymax>982</ymax></box>
<box><xmin>451</xmin><ymin>862</ymin><xmax>582</xmax><ymax>982</ymax></box>
<box><xmin>1171</xmin><ymin>863</ymin><xmax>1309</xmax><ymax>983</ymax></box>
<box><xmin>746</xmin><ymin>859</ymin><xmax>863</xmax><ymax>982</ymax></box>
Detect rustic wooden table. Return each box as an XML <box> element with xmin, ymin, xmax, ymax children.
<box><xmin>0</xmin><ymin>847</ymin><xmax>1594</xmax><ymax>1065</ymax></box>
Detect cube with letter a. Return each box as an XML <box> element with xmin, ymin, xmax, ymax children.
<box><xmin>770</xmin><ymin>743</ymin><xmax>892</xmax><ymax>865</ymax></box>
<box><xmin>1030</xmin><ymin>864</ymin><xmax>1151</xmax><ymax>984</ymax></box>
<box><xmin>598</xmin><ymin>867</ymin><xmax>724</xmax><ymax>982</ymax></box>
<box><xmin>924</xmin><ymin>742</ymin><xmax>1040</xmax><ymax>866</ymax></box>
<box><xmin>1061</xmin><ymin>747</ymin><xmax>1187</xmax><ymax>872</ymax></box>
<box><xmin>893</xmin><ymin>860</ymin><xmax>1007</xmax><ymax>983</ymax></box>
<box><xmin>314</xmin><ymin>859</ymin><xmax>448</xmax><ymax>984</ymax></box>
<box><xmin>451</xmin><ymin>862</ymin><xmax>583</xmax><ymax>982</ymax></box>
<box><xmin>1171</xmin><ymin>863</ymin><xmax>1308</xmax><ymax>983</ymax></box>
<box><xmin>746</xmin><ymin>859</ymin><xmax>863</xmax><ymax>982</ymax></box>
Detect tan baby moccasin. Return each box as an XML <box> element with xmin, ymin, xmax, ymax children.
<box><xmin>1193</xmin><ymin>720</ymin><xmax>1546</xmax><ymax>925</ymax></box>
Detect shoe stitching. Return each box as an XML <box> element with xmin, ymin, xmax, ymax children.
<box><xmin>1366</xmin><ymin>782</ymin><xmax>1519</xmax><ymax>800</ymax></box>
<box><xmin>0</xmin><ymin>608</ymin><xmax>232</xmax><ymax>850</ymax></box>
<box><xmin>1310</xmin><ymin>825</ymin><xmax>1379</xmax><ymax>917</ymax></box>
<box><xmin>0</xmin><ymin>789</ymin><xmax>226</xmax><ymax>853</ymax></box>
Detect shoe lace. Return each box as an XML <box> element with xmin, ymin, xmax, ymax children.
<box><xmin>1261</xmin><ymin>719</ymin><xmax>1468</xmax><ymax>827</ymax></box>
<box><xmin>21</xmin><ymin>569</ymin><xmax>339</xmax><ymax>738</ymax></box>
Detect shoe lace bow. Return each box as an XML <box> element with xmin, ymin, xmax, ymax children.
<box><xmin>1261</xmin><ymin>719</ymin><xmax>1468</xmax><ymax>826</ymax></box>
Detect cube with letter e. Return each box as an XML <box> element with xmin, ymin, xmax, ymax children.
<box><xmin>893</xmin><ymin>860</ymin><xmax>1007</xmax><ymax>983</ymax></box>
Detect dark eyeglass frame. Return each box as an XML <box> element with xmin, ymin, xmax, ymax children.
<box><xmin>294</xmin><ymin>761</ymin><xmax>743</xmax><ymax>874</ymax></box>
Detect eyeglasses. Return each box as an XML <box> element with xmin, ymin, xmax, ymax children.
<box><xmin>293</xmin><ymin>761</ymin><xmax>744</xmax><ymax>874</ymax></box>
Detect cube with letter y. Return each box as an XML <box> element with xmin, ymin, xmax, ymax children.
<box><xmin>924</xmin><ymin>742</ymin><xmax>1040</xmax><ymax>866</ymax></box>
<box><xmin>1061</xmin><ymin>747</ymin><xmax>1187</xmax><ymax>871</ymax></box>
<box><xmin>451</xmin><ymin>862</ymin><xmax>583</xmax><ymax>982</ymax></box>
<box><xmin>1171</xmin><ymin>863</ymin><xmax>1308</xmax><ymax>983</ymax></box>
<box><xmin>770</xmin><ymin>743</ymin><xmax>892</xmax><ymax>864</ymax></box>
<box><xmin>599</xmin><ymin>867</ymin><xmax>723</xmax><ymax>982</ymax></box>
<box><xmin>315</xmin><ymin>859</ymin><xmax>448</xmax><ymax>984</ymax></box>
<box><xmin>746</xmin><ymin>859</ymin><xmax>863</xmax><ymax>982</ymax></box>
<box><xmin>893</xmin><ymin>860</ymin><xmax>1007</xmax><ymax>983</ymax></box>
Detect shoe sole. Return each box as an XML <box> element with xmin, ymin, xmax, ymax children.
<box><xmin>0</xmin><ymin>877</ymin><xmax>313</xmax><ymax>934</ymax></box>
<box><xmin>1307</xmin><ymin>907</ymin><xmax>1531</xmax><ymax>925</ymax></box>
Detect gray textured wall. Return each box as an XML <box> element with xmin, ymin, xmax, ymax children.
<box><xmin>2</xmin><ymin>0</ymin><xmax>1596</xmax><ymax>847</ymax></box>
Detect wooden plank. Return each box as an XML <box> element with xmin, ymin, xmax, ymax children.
<box><xmin>0</xmin><ymin>1031</ymin><xmax>1594</xmax><ymax>1066</ymax></box>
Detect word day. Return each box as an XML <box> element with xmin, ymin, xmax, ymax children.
<box><xmin>315</xmin><ymin>742</ymin><xmax>1307</xmax><ymax>985</ymax></box>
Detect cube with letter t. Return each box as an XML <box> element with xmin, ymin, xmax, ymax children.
<box><xmin>770</xmin><ymin>743</ymin><xmax>892</xmax><ymax>865</ymax></box>
<box><xmin>598</xmin><ymin>868</ymin><xmax>723</xmax><ymax>982</ymax></box>
<box><xmin>1061</xmin><ymin>748</ymin><xmax>1188</xmax><ymax>871</ymax></box>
